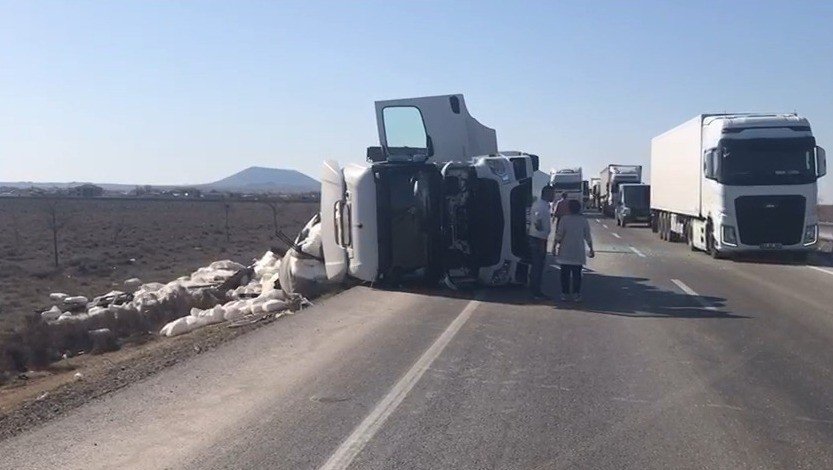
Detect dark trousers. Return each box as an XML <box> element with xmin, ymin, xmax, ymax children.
<box><xmin>528</xmin><ymin>236</ymin><xmax>547</xmax><ymax>295</ymax></box>
<box><xmin>560</xmin><ymin>264</ymin><xmax>582</xmax><ymax>294</ymax></box>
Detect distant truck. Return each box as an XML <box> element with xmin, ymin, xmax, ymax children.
<box><xmin>599</xmin><ymin>164</ymin><xmax>642</xmax><ymax>216</ymax></box>
<box><xmin>321</xmin><ymin>94</ymin><xmax>539</xmax><ymax>286</ymax></box>
<box><xmin>651</xmin><ymin>113</ymin><xmax>826</xmax><ymax>259</ymax></box>
<box><xmin>588</xmin><ymin>177</ymin><xmax>601</xmax><ymax>209</ymax></box>
<box><xmin>550</xmin><ymin>168</ymin><xmax>584</xmax><ymax>209</ymax></box>
<box><xmin>615</xmin><ymin>183</ymin><xmax>651</xmax><ymax>227</ymax></box>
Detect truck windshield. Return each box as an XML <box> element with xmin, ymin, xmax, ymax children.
<box><xmin>720</xmin><ymin>137</ymin><xmax>816</xmax><ymax>186</ymax></box>
<box><xmin>622</xmin><ymin>186</ymin><xmax>650</xmax><ymax>208</ymax></box>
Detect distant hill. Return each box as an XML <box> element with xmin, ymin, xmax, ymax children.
<box><xmin>0</xmin><ymin>166</ymin><xmax>319</xmax><ymax>195</ymax></box>
<box><xmin>202</xmin><ymin>167</ymin><xmax>319</xmax><ymax>193</ymax></box>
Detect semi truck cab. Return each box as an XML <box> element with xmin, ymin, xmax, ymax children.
<box><xmin>321</xmin><ymin>95</ymin><xmax>537</xmax><ymax>286</ymax></box>
<box><xmin>700</xmin><ymin>114</ymin><xmax>826</xmax><ymax>256</ymax></box>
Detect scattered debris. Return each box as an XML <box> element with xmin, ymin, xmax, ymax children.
<box><xmin>73</xmin><ymin>372</ymin><xmax>83</xmax><ymax>381</ymax></box>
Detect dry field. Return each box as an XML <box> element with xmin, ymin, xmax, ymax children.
<box><xmin>0</xmin><ymin>198</ymin><xmax>317</xmax><ymax>339</ymax></box>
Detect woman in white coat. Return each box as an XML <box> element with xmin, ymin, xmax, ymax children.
<box><xmin>554</xmin><ymin>199</ymin><xmax>595</xmax><ymax>302</ymax></box>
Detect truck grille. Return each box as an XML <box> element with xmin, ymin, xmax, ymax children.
<box><xmin>735</xmin><ymin>195</ymin><xmax>805</xmax><ymax>246</ymax></box>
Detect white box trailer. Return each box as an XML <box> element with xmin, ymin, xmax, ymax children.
<box><xmin>651</xmin><ymin>114</ymin><xmax>827</xmax><ymax>259</ymax></box>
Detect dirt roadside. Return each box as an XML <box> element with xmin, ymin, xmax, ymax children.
<box><xmin>0</xmin><ymin>313</ymin><xmax>277</xmax><ymax>441</ymax></box>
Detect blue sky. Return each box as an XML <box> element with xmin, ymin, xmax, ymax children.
<box><xmin>2</xmin><ymin>1</ymin><xmax>832</xmax><ymax>200</ymax></box>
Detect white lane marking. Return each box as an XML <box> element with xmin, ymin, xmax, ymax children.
<box><xmin>671</xmin><ymin>279</ymin><xmax>718</xmax><ymax>311</ymax></box>
<box><xmin>595</xmin><ymin>219</ymin><xmax>601</xmax><ymax>223</ymax></box>
<box><xmin>808</xmin><ymin>266</ymin><xmax>833</xmax><ymax>277</ymax></box>
<box><xmin>629</xmin><ymin>246</ymin><xmax>646</xmax><ymax>257</ymax></box>
<box><xmin>611</xmin><ymin>233</ymin><xmax>621</xmax><ymax>239</ymax></box>
<box><xmin>319</xmin><ymin>299</ymin><xmax>481</xmax><ymax>470</ymax></box>
<box><xmin>601</xmin><ymin>224</ymin><xmax>609</xmax><ymax>229</ymax></box>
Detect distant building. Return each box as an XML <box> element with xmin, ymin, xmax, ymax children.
<box><xmin>68</xmin><ymin>183</ymin><xmax>104</xmax><ymax>198</ymax></box>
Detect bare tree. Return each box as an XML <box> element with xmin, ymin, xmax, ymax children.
<box><xmin>6</xmin><ymin>209</ymin><xmax>22</xmax><ymax>254</ymax></box>
<box><xmin>43</xmin><ymin>199</ymin><xmax>71</xmax><ymax>267</ymax></box>
<box><xmin>111</xmin><ymin>215</ymin><xmax>127</xmax><ymax>244</ymax></box>
<box><xmin>224</xmin><ymin>203</ymin><xmax>231</xmax><ymax>242</ymax></box>
<box><xmin>262</xmin><ymin>200</ymin><xmax>281</xmax><ymax>237</ymax></box>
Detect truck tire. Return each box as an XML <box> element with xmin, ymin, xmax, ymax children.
<box><xmin>688</xmin><ymin>224</ymin><xmax>697</xmax><ymax>252</ymax></box>
<box><xmin>650</xmin><ymin>212</ymin><xmax>659</xmax><ymax>233</ymax></box>
<box><xmin>658</xmin><ymin>213</ymin><xmax>666</xmax><ymax>240</ymax></box>
<box><xmin>621</xmin><ymin>218</ymin><xmax>628</xmax><ymax>228</ymax></box>
<box><xmin>706</xmin><ymin>224</ymin><xmax>726</xmax><ymax>259</ymax></box>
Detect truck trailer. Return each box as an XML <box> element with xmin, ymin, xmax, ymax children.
<box><xmin>651</xmin><ymin>113</ymin><xmax>826</xmax><ymax>259</ymax></box>
<box><xmin>599</xmin><ymin>164</ymin><xmax>642</xmax><ymax>216</ymax></box>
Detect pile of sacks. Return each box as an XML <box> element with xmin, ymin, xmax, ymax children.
<box><xmin>33</xmin><ymin>213</ymin><xmax>336</xmax><ymax>358</ymax></box>
<box><xmin>158</xmin><ymin>252</ymin><xmax>303</xmax><ymax>337</ymax></box>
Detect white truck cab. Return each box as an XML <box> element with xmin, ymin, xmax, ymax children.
<box><xmin>651</xmin><ymin>113</ymin><xmax>826</xmax><ymax>259</ymax></box>
<box><xmin>321</xmin><ymin>95</ymin><xmax>538</xmax><ymax>286</ymax></box>
<box><xmin>550</xmin><ymin>167</ymin><xmax>585</xmax><ymax>210</ymax></box>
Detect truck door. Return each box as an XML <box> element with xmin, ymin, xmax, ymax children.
<box><xmin>375</xmin><ymin>94</ymin><xmax>498</xmax><ymax>163</ymax></box>
<box><xmin>320</xmin><ymin>160</ymin><xmax>349</xmax><ymax>281</ymax></box>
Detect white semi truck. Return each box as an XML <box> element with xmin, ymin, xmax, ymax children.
<box><xmin>599</xmin><ymin>164</ymin><xmax>643</xmax><ymax>216</ymax></box>
<box><xmin>651</xmin><ymin>113</ymin><xmax>826</xmax><ymax>259</ymax></box>
<box><xmin>321</xmin><ymin>94</ymin><xmax>539</xmax><ymax>286</ymax></box>
<box><xmin>550</xmin><ymin>167</ymin><xmax>584</xmax><ymax>208</ymax></box>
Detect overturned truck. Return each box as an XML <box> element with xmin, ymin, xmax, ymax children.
<box><xmin>320</xmin><ymin>94</ymin><xmax>544</xmax><ymax>287</ymax></box>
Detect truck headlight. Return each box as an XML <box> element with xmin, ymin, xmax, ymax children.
<box><xmin>804</xmin><ymin>224</ymin><xmax>818</xmax><ymax>246</ymax></box>
<box><xmin>722</xmin><ymin>225</ymin><xmax>738</xmax><ymax>246</ymax></box>
<box><xmin>486</xmin><ymin>159</ymin><xmax>511</xmax><ymax>182</ymax></box>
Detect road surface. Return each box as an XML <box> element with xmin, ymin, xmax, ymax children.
<box><xmin>3</xmin><ymin>217</ymin><xmax>833</xmax><ymax>469</ymax></box>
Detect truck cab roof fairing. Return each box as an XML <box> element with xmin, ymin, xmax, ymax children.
<box><xmin>375</xmin><ymin>94</ymin><xmax>498</xmax><ymax>164</ymax></box>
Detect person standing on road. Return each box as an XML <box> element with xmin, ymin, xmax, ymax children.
<box><xmin>529</xmin><ymin>185</ymin><xmax>555</xmax><ymax>300</ymax></box>
<box><xmin>552</xmin><ymin>192</ymin><xmax>570</xmax><ymax>231</ymax></box>
<box><xmin>554</xmin><ymin>199</ymin><xmax>594</xmax><ymax>302</ymax></box>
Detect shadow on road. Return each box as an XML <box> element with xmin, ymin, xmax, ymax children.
<box><xmin>570</xmin><ymin>271</ymin><xmax>746</xmax><ymax>319</ymax></box>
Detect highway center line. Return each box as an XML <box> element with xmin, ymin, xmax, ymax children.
<box><xmin>671</xmin><ymin>279</ymin><xmax>717</xmax><ymax>311</ymax></box>
<box><xmin>808</xmin><ymin>266</ymin><xmax>833</xmax><ymax>277</ymax></box>
<box><xmin>319</xmin><ymin>298</ymin><xmax>482</xmax><ymax>470</ymax></box>
<box><xmin>611</xmin><ymin>233</ymin><xmax>621</xmax><ymax>239</ymax></box>
<box><xmin>629</xmin><ymin>246</ymin><xmax>646</xmax><ymax>257</ymax></box>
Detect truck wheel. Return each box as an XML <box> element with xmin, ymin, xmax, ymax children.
<box><xmin>660</xmin><ymin>213</ymin><xmax>668</xmax><ymax>241</ymax></box>
<box><xmin>650</xmin><ymin>213</ymin><xmax>658</xmax><ymax>233</ymax></box>
<box><xmin>621</xmin><ymin>219</ymin><xmax>628</xmax><ymax>228</ymax></box>
<box><xmin>707</xmin><ymin>231</ymin><xmax>725</xmax><ymax>259</ymax></box>
<box><xmin>658</xmin><ymin>213</ymin><xmax>665</xmax><ymax>240</ymax></box>
<box><xmin>688</xmin><ymin>225</ymin><xmax>697</xmax><ymax>251</ymax></box>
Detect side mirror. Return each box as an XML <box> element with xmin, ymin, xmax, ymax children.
<box><xmin>817</xmin><ymin>146</ymin><xmax>827</xmax><ymax>177</ymax></box>
<box><xmin>366</xmin><ymin>146</ymin><xmax>385</xmax><ymax>162</ymax></box>
<box><xmin>704</xmin><ymin>149</ymin><xmax>717</xmax><ymax>180</ymax></box>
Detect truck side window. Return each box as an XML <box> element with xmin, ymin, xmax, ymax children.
<box><xmin>704</xmin><ymin>149</ymin><xmax>716</xmax><ymax>180</ymax></box>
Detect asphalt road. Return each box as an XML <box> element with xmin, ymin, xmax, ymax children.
<box><xmin>3</xmin><ymin>216</ymin><xmax>833</xmax><ymax>469</ymax></box>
